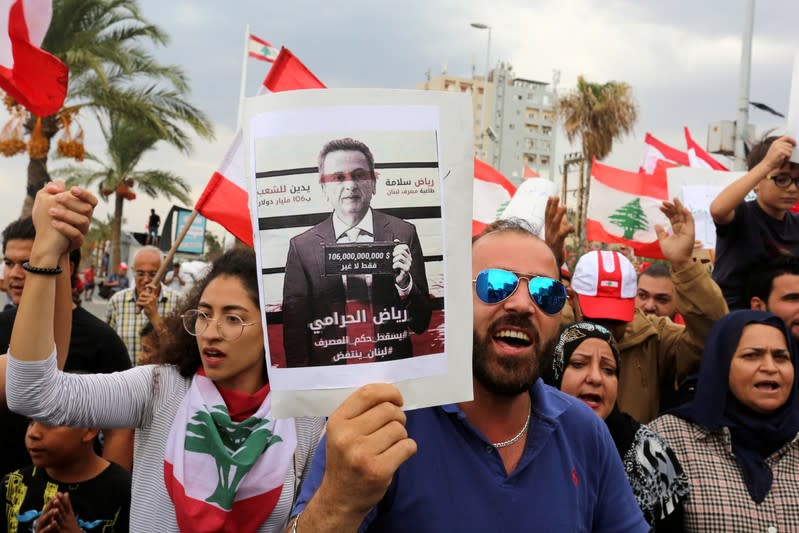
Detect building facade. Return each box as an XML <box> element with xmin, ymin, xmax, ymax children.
<box><xmin>417</xmin><ymin>63</ymin><xmax>558</xmax><ymax>183</ymax></box>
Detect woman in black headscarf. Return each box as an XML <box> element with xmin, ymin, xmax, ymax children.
<box><xmin>547</xmin><ymin>322</ymin><xmax>689</xmax><ymax>531</ymax></box>
<box><xmin>651</xmin><ymin>310</ymin><xmax>799</xmax><ymax>532</ymax></box>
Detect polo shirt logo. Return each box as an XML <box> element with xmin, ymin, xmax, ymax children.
<box><xmin>571</xmin><ymin>467</ymin><xmax>580</xmax><ymax>487</ymax></box>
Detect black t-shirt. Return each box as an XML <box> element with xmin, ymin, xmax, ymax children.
<box><xmin>148</xmin><ymin>213</ymin><xmax>160</xmax><ymax>230</ymax></box>
<box><xmin>713</xmin><ymin>200</ymin><xmax>799</xmax><ymax>309</ymax></box>
<box><xmin>0</xmin><ymin>306</ymin><xmax>131</xmax><ymax>477</ymax></box>
<box><xmin>1</xmin><ymin>462</ymin><xmax>131</xmax><ymax>533</ymax></box>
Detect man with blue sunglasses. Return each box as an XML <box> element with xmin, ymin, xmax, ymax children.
<box><xmin>290</xmin><ymin>218</ymin><xmax>649</xmax><ymax>532</ymax></box>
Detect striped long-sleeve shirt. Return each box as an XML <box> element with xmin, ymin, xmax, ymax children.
<box><xmin>6</xmin><ymin>352</ymin><xmax>325</xmax><ymax>532</ymax></box>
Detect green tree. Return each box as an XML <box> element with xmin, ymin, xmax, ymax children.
<box><xmin>59</xmin><ymin>113</ymin><xmax>193</xmax><ymax>269</ymax></box>
<box><xmin>608</xmin><ymin>198</ymin><xmax>649</xmax><ymax>239</ymax></box>
<box><xmin>557</xmin><ymin>76</ymin><xmax>638</xmax><ymax>238</ymax></box>
<box><xmin>204</xmin><ymin>232</ymin><xmax>223</xmax><ymax>262</ymax></box>
<box><xmin>0</xmin><ymin>0</ymin><xmax>213</xmax><ymax>216</ymax></box>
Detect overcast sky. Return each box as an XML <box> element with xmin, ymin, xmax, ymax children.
<box><xmin>0</xmin><ymin>0</ymin><xmax>797</xmax><ymax>241</ymax></box>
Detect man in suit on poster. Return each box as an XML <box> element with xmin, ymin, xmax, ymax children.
<box><xmin>282</xmin><ymin>137</ymin><xmax>432</xmax><ymax>367</ymax></box>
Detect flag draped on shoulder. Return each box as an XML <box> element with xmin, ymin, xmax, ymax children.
<box><xmin>684</xmin><ymin>127</ymin><xmax>728</xmax><ymax>170</ymax></box>
<box><xmin>0</xmin><ymin>0</ymin><xmax>67</xmax><ymax>117</ymax></box>
<box><xmin>640</xmin><ymin>133</ymin><xmax>688</xmax><ymax>174</ymax></box>
<box><xmin>586</xmin><ymin>159</ymin><xmax>669</xmax><ymax>259</ymax></box>
<box><xmin>473</xmin><ymin>158</ymin><xmax>516</xmax><ymax>236</ymax></box>
<box><xmin>195</xmin><ymin>47</ymin><xmax>325</xmax><ymax>245</ymax></box>
<box><xmin>247</xmin><ymin>33</ymin><xmax>278</xmax><ymax>63</ymax></box>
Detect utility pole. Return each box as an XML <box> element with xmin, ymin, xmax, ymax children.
<box><xmin>734</xmin><ymin>0</ymin><xmax>755</xmax><ymax>170</ymax></box>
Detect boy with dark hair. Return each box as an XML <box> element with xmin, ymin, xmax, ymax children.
<box><xmin>710</xmin><ymin>134</ymin><xmax>799</xmax><ymax>309</ymax></box>
<box><xmin>746</xmin><ymin>254</ymin><xmax>799</xmax><ymax>340</ymax></box>
<box><xmin>2</xmin><ymin>418</ymin><xmax>131</xmax><ymax>532</ymax></box>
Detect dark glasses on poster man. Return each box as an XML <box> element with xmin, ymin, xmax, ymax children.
<box><xmin>472</xmin><ymin>269</ymin><xmax>567</xmax><ymax>315</ymax></box>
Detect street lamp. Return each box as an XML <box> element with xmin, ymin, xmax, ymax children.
<box><xmin>471</xmin><ymin>22</ymin><xmax>491</xmax><ymax>160</ymax></box>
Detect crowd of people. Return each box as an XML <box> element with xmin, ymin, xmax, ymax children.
<box><xmin>0</xmin><ymin>134</ymin><xmax>796</xmax><ymax>532</ymax></box>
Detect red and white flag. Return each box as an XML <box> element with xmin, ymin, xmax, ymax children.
<box><xmin>684</xmin><ymin>127</ymin><xmax>728</xmax><ymax>170</ymax></box>
<box><xmin>640</xmin><ymin>133</ymin><xmax>688</xmax><ymax>174</ymax></box>
<box><xmin>164</xmin><ymin>374</ymin><xmax>296</xmax><ymax>533</ymax></box>
<box><xmin>0</xmin><ymin>0</ymin><xmax>67</xmax><ymax>116</ymax></box>
<box><xmin>473</xmin><ymin>157</ymin><xmax>517</xmax><ymax>236</ymax></box>
<box><xmin>523</xmin><ymin>164</ymin><xmax>540</xmax><ymax>178</ymax></box>
<box><xmin>195</xmin><ymin>47</ymin><xmax>325</xmax><ymax>245</ymax></box>
<box><xmin>585</xmin><ymin>159</ymin><xmax>670</xmax><ymax>259</ymax></box>
<box><xmin>247</xmin><ymin>33</ymin><xmax>278</xmax><ymax>63</ymax></box>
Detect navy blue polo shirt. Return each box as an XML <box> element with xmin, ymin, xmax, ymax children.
<box><xmin>293</xmin><ymin>380</ymin><xmax>648</xmax><ymax>532</ymax></box>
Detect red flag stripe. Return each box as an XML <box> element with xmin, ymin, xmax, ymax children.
<box><xmin>0</xmin><ymin>0</ymin><xmax>67</xmax><ymax>117</ymax></box>
<box><xmin>263</xmin><ymin>47</ymin><xmax>325</xmax><ymax>92</ymax></box>
<box><xmin>474</xmin><ymin>157</ymin><xmax>516</xmax><ymax>197</ymax></box>
<box><xmin>591</xmin><ymin>159</ymin><xmax>669</xmax><ymax>199</ymax></box>
<box><xmin>195</xmin><ymin>171</ymin><xmax>253</xmax><ymax>246</ymax></box>
<box><xmin>585</xmin><ymin>219</ymin><xmax>664</xmax><ymax>259</ymax></box>
<box><xmin>164</xmin><ymin>461</ymin><xmax>283</xmax><ymax>533</ymax></box>
<box><xmin>684</xmin><ymin>127</ymin><xmax>728</xmax><ymax>170</ymax></box>
<box><xmin>644</xmin><ymin>133</ymin><xmax>690</xmax><ymax>166</ymax></box>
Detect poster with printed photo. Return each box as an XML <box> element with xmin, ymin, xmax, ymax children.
<box><xmin>244</xmin><ymin>89</ymin><xmax>473</xmax><ymax>417</ymax></box>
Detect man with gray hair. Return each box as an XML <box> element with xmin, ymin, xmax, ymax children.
<box><xmin>107</xmin><ymin>245</ymin><xmax>180</xmax><ymax>364</ymax></box>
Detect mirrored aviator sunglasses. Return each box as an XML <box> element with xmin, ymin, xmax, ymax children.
<box><xmin>473</xmin><ymin>268</ymin><xmax>567</xmax><ymax>314</ymax></box>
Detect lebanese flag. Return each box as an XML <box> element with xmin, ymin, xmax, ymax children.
<box><xmin>0</xmin><ymin>0</ymin><xmax>67</xmax><ymax>117</ymax></box>
<box><xmin>195</xmin><ymin>48</ymin><xmax>325</xmax><ymax>246</ymax></box>
<box><xmin>473</xmin><ymin>157</ymin><xmax>517</xmax><ymax>236</ymax></box>
<box><xmin>262</xmin><ymin>47</ymin><xmax>325</xmax><ymax>92</ymax></box>
<box><xmin>585</xmin><ymin>159</ymin><xmax>670</xmax><ymax>259</ymax></box>
<box><xmin>164</xmin><ymin>374</ymin><xmax>297</xmax><ymax>533</ymax></box>
<box><xmin>684</xmin><ymin>127</ymin><xmax>728</xmax><ymax>170</ymax></box>
<box><xmin>640</xmin><ymin>133</ymin><xmax>689</xmax><ymax>174</ymax></box>
<box><xmin>523</xmin><ymin>164</ymin><xmax>540</xmax><ymax>178</ymax></box>
<box><xmin>247</xmin><ymin>33</ymin><xmax>278</xmax><ymax>63</ymax></box>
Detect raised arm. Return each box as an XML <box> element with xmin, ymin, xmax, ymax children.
<box><xmin>9</xmin><ymin>183</ymin><xmax>94</xmax><ymax>362</ymax></box>
<box><xmin>709</xmin><ymin>135</ymin><xmax>795</xmax><ymax>225</ymax></box>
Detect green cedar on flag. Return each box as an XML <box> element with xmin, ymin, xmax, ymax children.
<box><xmin>608</xmin><ymin>198</ymin><xmax>649</xmax><ymax>239</ymax></box>
<box><xmin>585</xmin><ymin>159</ymin><xmax>671</xmax><ymax>259</ymax></box>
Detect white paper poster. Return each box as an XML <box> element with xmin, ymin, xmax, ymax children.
<box><xmin>667</xmin><ymin>167</ymin><xmax>744</xmax><ymax>250</ymax></box>
<box><xmin>243</xmin><ymin>89</ymin><xmax>474</xmax><ymax>417</ymax></box>
<box><xmin>786</xmin><ymin>51</ymin><xmax>799</xmax><ymax>163</ymax></box>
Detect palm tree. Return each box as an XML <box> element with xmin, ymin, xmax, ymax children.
<box><xmin>82</xmin><ymin>212</ymin><xmax>117</xmax><ymax>270</ymax></box>
<box><xmin>557</xmin><ymin>76</ymin><xmax>638</xmax><ymax>239</ymax></box>
<box><xmin>59</xmin><ymin>113</ymin><xmax>192</xmax><ymax>269</ymax></box>
<box><xmin>0</xmin><ymin>0</ymin><xmax>213</xmax><ymax>216</ymax></box>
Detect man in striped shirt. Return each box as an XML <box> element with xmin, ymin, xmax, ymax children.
<box><xmin>107</xmin><ymin>246</ymin><xmax>180</xmax><ymax>364</ymax></box>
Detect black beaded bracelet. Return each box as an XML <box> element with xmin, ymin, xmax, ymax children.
<box><xmin>22</xmin><ymin>261</ymin><xmax>62</xmax><ymax>275</ymax></box>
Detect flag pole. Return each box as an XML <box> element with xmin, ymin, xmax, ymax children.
<box><xmin>151</xmin><ymin>210</ymin><xmax>200</xmax><ymax>288</ymax></box>
<box><xmin>237</xmin><ymin>24</ymin><xmax>251</xmax><ymax>129</ymax></box>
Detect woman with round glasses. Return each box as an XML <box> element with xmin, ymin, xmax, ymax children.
<box><xmin>710</xmin><ymin>134</ymin><xmax>799</xmax><ymax>309</ymax></box>
<box><xmin>545</xmin><ymin>322</ymin><xmax>690</xmax><ymax>531</ymax></box>
<box><xmin>650</xmin><ymin>310</ymin><xmax>799</xmax><ymax>531</ymax></box>
<box><xmin>6</xmin><ymin>187</ymin><xmax>324</xmax><ymax>532</ymax></box>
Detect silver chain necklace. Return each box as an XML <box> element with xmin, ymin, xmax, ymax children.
<box><xmin>492</xmin><ymin>403</ymin><xmax>532</xmax><ymax>448</ymax></box>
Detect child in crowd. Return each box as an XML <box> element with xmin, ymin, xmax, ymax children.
<box><xmin>710</xmin><ymin>134</ymin><xmax>799</xmax><ymax>309</ymax></box>
<box><xmin>137</xmin><ymin>322</ymin><xmax>159</xmax><ymax>365</ymax></box>
<box><xmin>1</xmin><ymin>419</ymin><xmax>131</xmax><ymax>532</ymax></box>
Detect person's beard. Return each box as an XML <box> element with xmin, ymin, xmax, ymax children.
<box><xmin>472</xmin><ymin>314</ymin><xmax>557</xmax><ymax>397</ymax></box>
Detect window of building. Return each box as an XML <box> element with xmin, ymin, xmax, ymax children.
<box><xmin>542</xmin><ymin>126</ymin><xmax>552</xmax><ymax>136</ymax></box>
<box><xmin>541</xmin><ymin>156</ymin><xmax>550</xmax><ymax>166</ymax></box>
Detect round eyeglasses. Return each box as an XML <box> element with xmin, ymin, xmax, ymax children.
<box><xmin>767</xmin><ymin>173</ymin><xmax>799</xmax><ymax>189</ymax></box>
<box><xmin>181</xmin><ymin>309</ymin><xmax>257</xmax><ymax>341</ymax></box>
